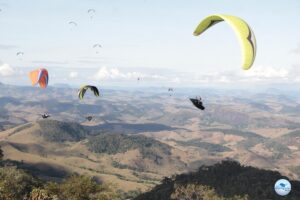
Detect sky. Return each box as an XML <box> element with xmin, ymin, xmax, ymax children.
<box><xmin>0</xmin><ymin>0</ymin><xmax>300</xmax><ymax>88</ymax></box>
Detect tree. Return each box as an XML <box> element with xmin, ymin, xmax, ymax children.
<box><xmin>45</xmin><ymin>175</ymin><xmax>120</xmax><ymax>200</ymax></box>
<box><xmin>171</xmin><ymin>184</ymin><xmax>249</xmax><ymax>200</ymax></box>
<box><xmin>28</xmin><ymin>188</ymin><xmax>55</xmax><ymax>200</ymax></box>
<box><xmin>0</xmin><ymin>146</ymin><xmax>4</xmax><ymax>160</ymax></box>
<box><xmin>0</xmin><ymin>167</ymin><xmax>40</xmax><ymax>200</ymax></box>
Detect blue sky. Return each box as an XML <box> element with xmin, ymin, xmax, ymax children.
<box><xmin>0</xmin><ymin>0</ymin><xmax>300</xmax><ymax>87</ymax></box>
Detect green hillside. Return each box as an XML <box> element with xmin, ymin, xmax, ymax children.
<box><xmin>88</xmin><ymin>133</ymin><xmax>171</xmax><ymax>160</ymax></box>
<box><xmin>36</xmin><ymin>120</ymin><xmax>89</xmax><ymax>142</ymax></box>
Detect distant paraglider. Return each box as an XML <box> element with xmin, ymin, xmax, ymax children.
<box><xmin>190</xmin><ymin>97</ymin><xmax>205</xmax><ymax>110</ymax></box>
<box><xmin>16</xmin><ymin>52</ymin><xmax>24</xmax><ymax>60</ymax></box>
<box><xmin>193</xmin><ymin>14</ymin><xmax>257</xmax><ymax>70</ymax></box>
<box><xmin>41</xmin><ymin>113</ymin><xmax>50</xmax><ymax>119</ymax></box>
<box><xmin>168</xmin><ymin>88</ymin><xmax>174</xmax><ymax>96</ymax></box>
<box><xmin>78</xmin><ymin>85</ymin><xmax>100</xmax><ymax>100</ymax></box>
<box><xmin>69</xmin><ymin>21</ymin><xmax>77</xmax><ymax>26</ymax></box>
<box><xmin>68</xmin><ymin>21</ymin><xmax>78</xmax><ymax>30</ymax></box>
<box><xmin>86</xmin><ymin>116</ymin><xmax>93</xmax><ymax>121</ymax></box>
<box><xmin>93</xmin><ymin>44</ymin><xmax>102</xmax><ymax>54</ymax></box>
<box><xmin>87</xmin><ymin>9</ymin><xmax>96</xmax><ymax>19</ymax></box>
<box><xmin>29</xmin><ymin>68</ymin><xmax>49</xmax><ymax>89</ymax></box>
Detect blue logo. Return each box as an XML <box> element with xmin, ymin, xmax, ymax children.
<box><xmin>274</xmin><ymin>179</ymin><xmax>291</xmax><ymax>196</ymax></box>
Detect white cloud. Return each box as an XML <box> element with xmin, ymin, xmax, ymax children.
<box><xmin>69</xmin><ymin>71</ymin><xmax>78</xmax><ymax>78</ymax></box>
<box><xmin>91</xmin><ymin>65</ymin><xmax>293</xmax><ymax>86</ymax></box>
<box><xmin>0</xmin><ymin>63</ymin><xmax>15</xmax><ymax>76</ymax></box>
<box><xmin>93</xmin><ymin>66</ymin><xmax>166</xmax><ymax>81</ymax></box>
<box><xmin>243</xmin><ymin>66</ymin><xmax>289</xmax><ymax>79</ymax></box>
<box><xmin>291</xmin><ymin>44</ymin><xmax>300</xmax><ymax>54</ymax></box>
<box><xmin>190</xmin><ymin>65</ymin><xmax>292</xmax><ymax>85</ymax></box>
<box><xmin>94</xmin><ymin>66</ymin><xmax>110</xmax><ymax>80</ymax></box>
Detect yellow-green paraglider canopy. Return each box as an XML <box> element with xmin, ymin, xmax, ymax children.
<box><xmin>78</xmin><ymin>85</ymin><xmax>100</xmax><ymax>100</ymax></box>
<box><xmin>193</xmin><ymin>14</ymin><xmax>257</xmax><ymax>70</ymax></box>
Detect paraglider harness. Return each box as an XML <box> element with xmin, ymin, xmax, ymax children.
<box><xmin>41</xmin><ymin>113</ymin><xmax>50</xmax><ymax>119</ymax></box>
<box><xmin>86</xmin><ymin>116</ymin><xmax>93</xmax><ymax>121</ymax></box>
<box><xmin>190</xmin><ymin>97</ymin><xmax>205</xmax><ymax>110</ymax></box>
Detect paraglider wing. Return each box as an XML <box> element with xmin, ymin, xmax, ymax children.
<box><xmin>16</xmin><ymin>52</ymin><xmax>24</xmax><ymax>56</ymax></box>
<box><xmin>69</xmin><ymin>21</ymin><xmax>77</xmax><ymax>26</ymax></box>
<box><xmin>193</xmin><ymin>14</ymin><xmax>256</xmax><ymax>70</ymax></box>
<box><xmin>38</xmin><ymin>69</ymin><xmax>49</xmax><ymax>89</ymax></box>
<box><xmin>29</xmin><ymin>69</ymin><xmax>40</xmax><ymax>86</ymax></box>
<box><xmin>87</xmin><ymin>9</ymin><xmax>95</xmax><ymax>13</ymax></box>
<box><xmin>78</xmin><ymin>85</ymin><xmax>100</xmax><ymax>100</ymax></box>
<box><xmin>29</xmin><ymin>68</ymin><xmax>48</xmax><ymax>88</ymax></box>
<box><xmin>190</xmin><ymin>98</ymin><xmax>205</xmax><ymax>110</ymax></box>
<box><xmin>93</xmin><ymin>44</ymin><xmax>102</xmax><ymax>48</ymax></box>
<box><xmin>92</xmin><ymin>86</ymin><xmax>99</xmax><ymax>96</ymax></box>
<box><xmin>78</xmin><ymin>86</ymin><xmax>87</xmax><ymax>100</ymax></box>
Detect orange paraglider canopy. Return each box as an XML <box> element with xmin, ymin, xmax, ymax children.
<box><xmin>29</xmin><ymin>69</ymin><xmax>40</xmax><ymax>86</ymax></box>
<box><xmin>29</xmin><ymin>68</ymin><xmax>49</xmax><ymax>88</ymax></box>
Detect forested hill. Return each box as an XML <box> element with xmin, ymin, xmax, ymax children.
<box><xmin>135</xmin><ymin>160</ymin><xmax>300</xmax><ymax>200</ymax></box>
